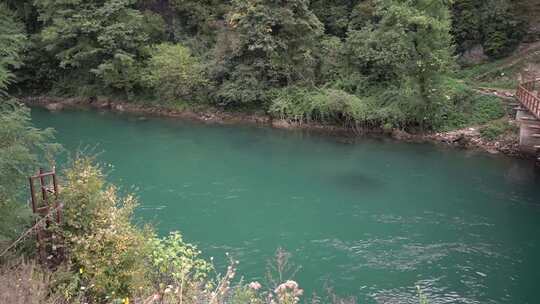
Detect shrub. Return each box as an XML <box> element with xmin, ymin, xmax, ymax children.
<box><xmin>269</xmin><ymin>87</ymin><xmax>370</xmax><ymax>125</ymax></box>
<box><xmin>59</xmin><ymin>157</ymin><xmax>218</xmax><ymax>302</ymax></box>
<box><xmin>143</xmin><ymin>43</ymin><xmax>207</xmax><ymax>103</ymax></box>
<box><xmin>214</xmin><ymin>69</ymin><xmax>271</xmax><ymax>107</ymax></box>
<box><xmin>147</xmin><ymin>231</ymin><xmax>213</xmax><ymax>291</ymax></box>
<box><xmin>61</xmin><ymin>157</ymin><xmax>151</xmax><ymax>300</ymax></box>
<box><xmin>92</xmin><ymin>53</ymin><xmax>143</xmax><ymax>99</ymax></box>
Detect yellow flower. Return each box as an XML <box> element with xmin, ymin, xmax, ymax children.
<box><xmin>79</xmin><ymin>268</ymin><xmax>83</xmax><ymax>274</ymax></box>
<box><xmin>123</xmin><ymin>297</ymin><xmax>129</xmax><ymax>304</ymax></box>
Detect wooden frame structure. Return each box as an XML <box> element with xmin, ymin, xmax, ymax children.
<box><xmin>28</xmin><ymin>168</ymin><xmax>64</xmax><ymax>266</ymax></box>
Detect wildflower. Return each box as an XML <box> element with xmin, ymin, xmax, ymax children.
<box><xmin>249</xmin><ymin>281</ymin><xmax>262</xmax><ymax>290</ymax></box>
<box><xmin>274</xmin><ymin>280</ymin><xmax>303</xmax><ymax>304</ymax></box>
<box><xmin>79</xmin><ymin>268</ymin><xmax>84</xmax><ymax>274</ymax></box>
<box><xmin>122</xmin><ymin>297</ymin><xmax>129</xmax><ymax>304</ymax></box>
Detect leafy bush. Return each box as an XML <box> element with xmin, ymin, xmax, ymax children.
<box><xmin>59</xmin><ymin>157</ymin><xmax>216</xmax><ymax>302</ymax></box>
<box><xmin>148</xmin><ymin>231</ymin><xmax>212</xmax><ymax>290</ymax></box>
<box><xmin>143</xmin><ymin>43</ymin><xmax>207</xmax><ymax>103</ymax></box>
<box><xmin>61</xmin><ymin>157</ymin><xmax>151</xmax><ymax>300</ymax></box>
<box><xmin>92</xmin><ymin>53</ymin><xmax>143</xmax><ymax>99</ymax></box>
<box><xmin>269</xmin><ymin>87</ymin><xmax>370</xmax><ymax>125</ymax></box>
<box><xmin>213</xmin><ymin>66</ymin><xmax>271</xmax><ymax>107</ymax></box>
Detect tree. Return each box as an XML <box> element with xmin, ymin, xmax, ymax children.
<box><xmin>344</xmin><ymin>0</ymin><xmax>455</xmax><ymax>128</ymax></box>
<box><xmin>0</xmin><ymin>4</ymin><xmax>27</xmax><ymax>96</ymax></box>
<box><xmin>213</xmin><ymin>0</ymin><xmax>323</xmax><ymax>106</ymax></box>
<box><xmin>143</xmin><ymin>43</ymin><xmax>207</xmax><ymax>102</ymax></box>
<box><xmin>310</xmin><ymin>0</ymin><xmax>362</xmax><ymax>37</ymax></box>
<box><xmin>34</xmin><ymin>0</ymin><xmax>165</xmax><ymax>95</ymax></box>
<box><xmin>451</xmin><ymin>0</ymin><xmax>526</xmax><ymax>59</ymax></box>
<box><xmin>481</xmin><ymin>0</ymin><xmax>526</xmax><ymax>58</ymax></box>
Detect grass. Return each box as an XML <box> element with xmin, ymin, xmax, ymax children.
<box><xmin>457</xmin><ymin>44</ymin><xmax>540</xmax><ymax>90</ymax></box>
<box><xmin>479</xmin><ymin>119</ymin><xmax>518</xmax><ymax>140</ymax></box>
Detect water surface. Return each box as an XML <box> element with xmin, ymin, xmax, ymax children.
<box><xmin>32</xmin><ymin>107</ymin><xmax>540</xmax><ymax>304</ymax></box>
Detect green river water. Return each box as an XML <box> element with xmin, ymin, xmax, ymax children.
<box><xmin>31</xmin><ymin>107</ymin><xmax>540</xmax><ymax>304</ymax></box>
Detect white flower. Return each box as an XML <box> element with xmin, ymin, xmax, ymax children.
<box><xmin>249</xmin><ymin>281</ymin><xmax>262</xmax><ymax>290</ymax></box>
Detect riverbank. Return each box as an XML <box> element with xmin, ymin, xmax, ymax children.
<box><xmin>22</xmin><ymin>96</ymin><xmax>524</xmax><ymax>158</ymax></box>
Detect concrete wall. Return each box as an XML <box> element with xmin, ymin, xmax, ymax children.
<box><xmin>517</xmin><ymin>109</ymin><xmax>540</xmax><ymax>156</ymax></box>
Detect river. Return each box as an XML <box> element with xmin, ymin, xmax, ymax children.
<box><xmin>31</xmin><ymin>107</ymin><xmax>540</xmax><ymax>304</ymax></box>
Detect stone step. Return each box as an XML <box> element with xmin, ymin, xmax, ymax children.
<box><xmin>532</xmin><ymin>134</ymin><xmax>540</xmax><ymax>138</ymax></box>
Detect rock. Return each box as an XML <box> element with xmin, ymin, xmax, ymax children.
<box><xmin>453</xmin><ymin>133</ymin><xmax>470</xmax><ymax>147</ymax></box>
<box><xmin>486</xmin><ymin>148</ymin><xmax>499</xmax><ymax>154</ymax></box>
<box><xmin>45</xmin><ymin>103</ymin><xmax>63</xmax><ymax>111</ymax></box>
<box><xmin>391</xmin><ymin>129</ymin><xmax>413</xmax><ymax>140</ymax></box>
<box><xmin>459</xmin><ymin>44</ymin><xmax>489</xmax><ymax>65</ymax></box>
<box><xmin>272</xmin><ymin>119</ymin><xmax>293</xmax><ymax>129</ymax></box>
<box><xmin>114</xmin><ymin>104</ymin><xmax>125</xmax><ymax>112</ymax></box>
<box><xmin>89</xmin><ymin>100</ymin><xmax>111</xmax><ymax>109</ymax></box>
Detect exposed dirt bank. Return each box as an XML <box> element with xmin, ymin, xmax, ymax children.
<box><xmin>22</xmin><ymin>96</ymin><xmax>524</xmax><ymax>158</ymax></box>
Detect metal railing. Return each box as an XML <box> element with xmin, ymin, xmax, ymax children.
<box><xmin>516</xmin><ymin>79</ymin><xmax>540</xmax><ymax>119</ymax></box>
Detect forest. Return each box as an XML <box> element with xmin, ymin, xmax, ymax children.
<box><xmin>1</xmin><ymin>0</ymin><xmax>534</xmax><ymax>131</ymax></box>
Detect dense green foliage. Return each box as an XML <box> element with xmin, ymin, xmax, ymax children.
<box><xmin>451</xmin><ymin>0</ymin><xmax>527</xmax><ymax>59</ymax></box>
<box><xmin>2</xmin><ymin>0</ymin><xmax>530</xmax><ymax>130</ymax></box>
<box><xmin>0</xmin><ymin>4</ymin><xmax>26</xmax><ymax>95</ymax></box>
<box><xmin>0</xmin><ymin>104</ymin><xmax>60</xmax><ymax>250</ymax></box>
<box><xmin>143</xmin><ymin>43</ymin><xmax>207</xmax><ymax>102</ymax></box>
<box><xmin>33</xmin><ymin>0</ymin><xmax>165</xmax><ymax>95</ymax></box>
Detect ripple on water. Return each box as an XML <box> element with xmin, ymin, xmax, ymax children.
<box><xmin>373</xmin><ymin>278</ymin><xmax>485</xmax><ymax>304</ymax></box>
